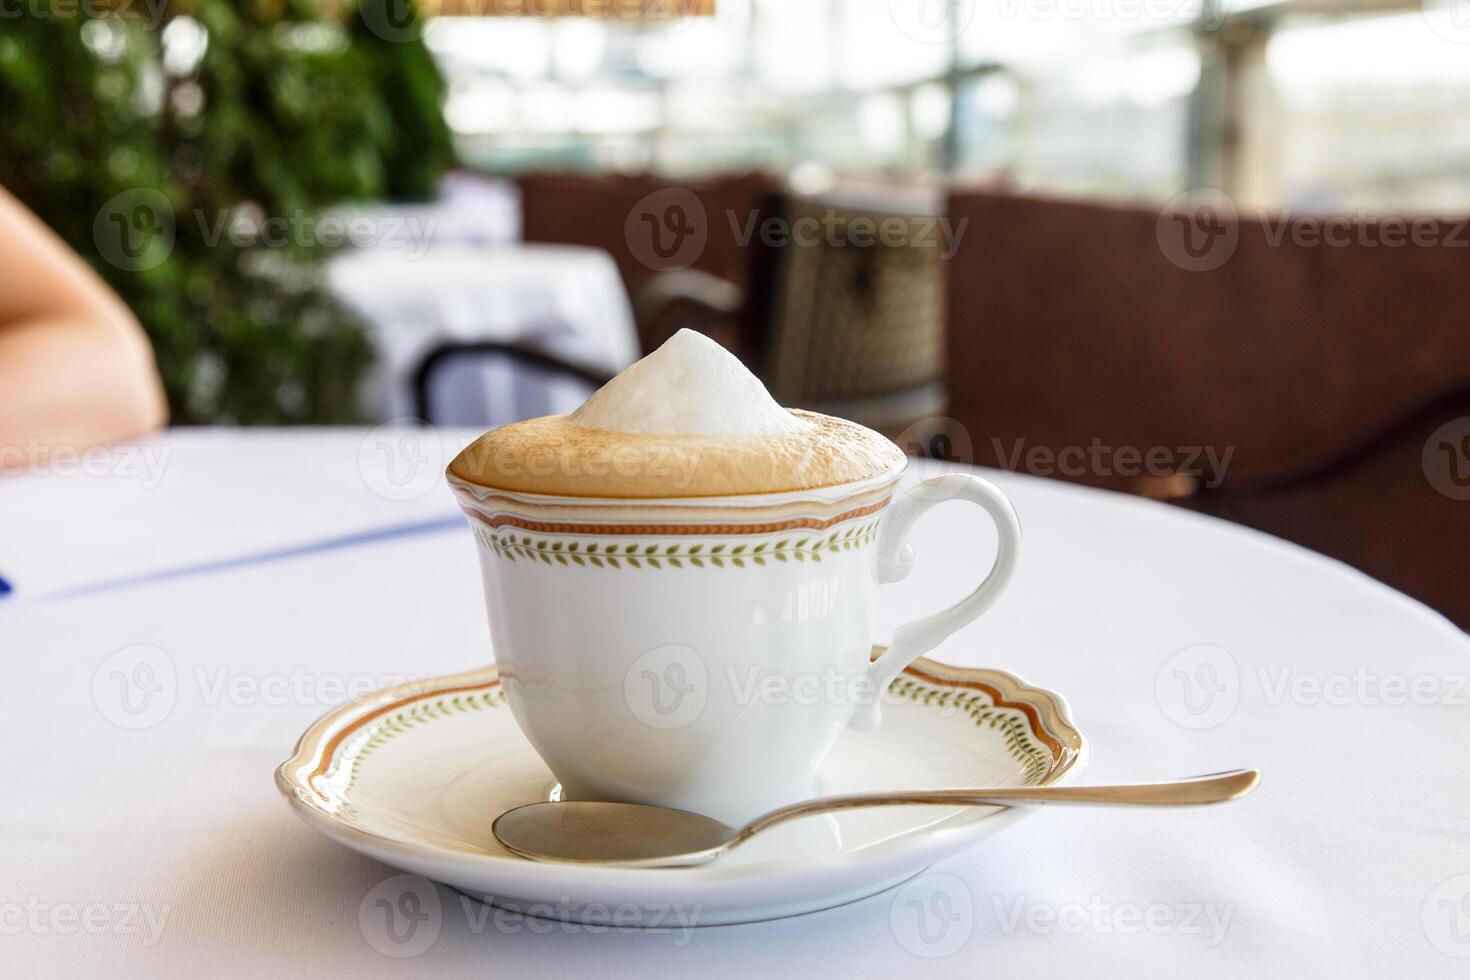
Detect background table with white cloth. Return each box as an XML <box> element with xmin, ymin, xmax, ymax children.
<box><xmin>327</xmin><ymin>244</ymin><xmax>638</xmax><ymax>427</ymax></box>
<box><xmin>2</xmin><ymin>430</ymin><xmax>1468</xmax><ymax>978</ymax></box>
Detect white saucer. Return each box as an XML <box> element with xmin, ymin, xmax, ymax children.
<box><xmin>276</xmin><ymin>653</ymin><xmax>1086</xmax><ymax>926</ymax></box>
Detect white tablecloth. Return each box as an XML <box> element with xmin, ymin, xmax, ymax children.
<box><xmin>3</xmin><ymin>431</ymin><xmax>1468</xmax><ymax>978</ymax></box>
<box><xmin>0</xmin><ymin>427</ymin><xmax>476</xmax><ymax>600</ymax></box>
<box><xmin>327</xmin><ymin>244</ymin><xmax>639</xmax><ymax>427</ymax></box>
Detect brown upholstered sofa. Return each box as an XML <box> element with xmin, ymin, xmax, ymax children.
<box><xmin>518</xmin><ymin>170</ymin><xmax>782</xmax><ymax>291</ymax></box>
<box><xmin>944</xmin><ymin>189</ymin><xmax>1470</xmax><ymax>627</ymax></box>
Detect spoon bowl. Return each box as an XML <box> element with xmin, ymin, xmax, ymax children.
<box><xmin>494</xmin><ymin>801</ymin><xmax>737</xmax><ymax>868</ymax></box>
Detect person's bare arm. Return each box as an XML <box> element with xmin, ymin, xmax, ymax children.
<box><xmin>0</xmin><ymin>185</ymin><xmax>167</xmax><ymax>463</ymax></box>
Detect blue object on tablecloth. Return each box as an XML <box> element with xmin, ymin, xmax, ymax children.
<box><xmin>0</xmin><ymin>515</ymin><xmax>460</xmax><ymax>608</ymax></box>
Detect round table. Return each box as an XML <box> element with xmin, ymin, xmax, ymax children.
<box><xmin>2</xmin><ymin>431</ymin><xmax>1466</xmax><ymax>978</ymax></box>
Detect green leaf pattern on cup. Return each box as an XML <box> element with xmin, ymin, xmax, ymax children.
<box><xmin>473</xmin><ymin>520</ymin><xmax>883</xmax><ymax>570</ymax></box>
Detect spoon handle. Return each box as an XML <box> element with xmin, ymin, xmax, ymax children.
<box><xmin>732</xmin><ymin>769</ymin><xmax>1258</xmax><ymax>847</ymax></box>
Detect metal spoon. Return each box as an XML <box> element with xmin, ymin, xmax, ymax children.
<box><xmin>492</xmin><ymin>769</ymin><xmax>1259</xmax><ymax>868</ymax></box>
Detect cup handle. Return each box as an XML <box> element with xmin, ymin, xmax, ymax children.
<box><xmin>851</xmin><ymin>473</ymin><xmax>1022</xmax><ymax>731</ymax></box>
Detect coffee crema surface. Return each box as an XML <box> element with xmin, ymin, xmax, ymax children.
<box><xmin>448</xmin><ymin>330</ymin><xmax>905</xmax><ymax>498</ymax></box>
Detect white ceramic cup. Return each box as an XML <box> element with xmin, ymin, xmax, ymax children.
<box><xmin>450</xmin><ymin>465</ymin><xmax>1020</xmax><ymax>825</ymax></box>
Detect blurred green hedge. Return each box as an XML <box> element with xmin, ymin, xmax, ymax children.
<box><xmin>0</xmin><ymin>1</ymin><xmax>455</xmax><ymax>424</ymax></box>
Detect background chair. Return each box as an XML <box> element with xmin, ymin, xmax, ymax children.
<box><xmin>640</xmin><ymin>192</ymin><xmax>949</xmax><ymax>435</ymax></box>
<box><xmin>517</xmin><ymin>170</ymin><xmax>782</xmax><ymax>354</ymax></box>
<box><xmin>945</xmin><ymin>189</ymin><xmax>1470</xmax><ymax>626</ymax></box>
<box><xmin>412</xmin><ymin>339</ymin><xmax>614</xmax><ymax>427</ymax></box>
<box><xmin>529</xmin><ymin>177</ymin><xmax>949</xmax><ymax>436</ymax></box>
<box><xmin>755</xmin><ymin>193</ymin><xmax>947</xmax><ymax>434</ymax></box>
